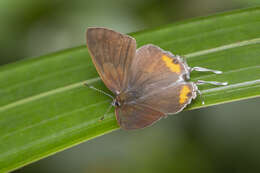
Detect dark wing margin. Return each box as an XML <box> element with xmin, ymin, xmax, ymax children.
<box><xmin>87</xmin><ymin>27</ymin><xmax>136</xmax><ymax>93</ymax></box>
<box><xmin>115</xmin><ymin>104</ymin><xmax>165</xmax><ymax>130</ymax></box>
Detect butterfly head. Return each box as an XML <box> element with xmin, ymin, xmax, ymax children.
<box><xmin>112</xmin><ymin>92</ymin><xmax>128</xmax><ymax>107</ymax></box>
<box><xmin>112</xmin><ymin>99</ymin><xmax>121</xmax><ymax>107</ymax></box>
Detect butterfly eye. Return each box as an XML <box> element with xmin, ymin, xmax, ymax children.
<box><xmin>112</xmin><ymin>99</ymin><xmax>121</xmax><ymax>107</ymax></box>
<box><xmin>115</xmin><ymin>101</ymin><xmax>121</xmax><ymax>107</ymax></box>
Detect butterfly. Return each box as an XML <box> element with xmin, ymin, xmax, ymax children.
<box><xmin>86</xmin><ymin>27</ymin><xmax>227</xmax><ymax>130</ymax></box>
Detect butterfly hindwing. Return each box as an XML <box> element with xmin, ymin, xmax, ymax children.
<box><xmin>115</xmin><ymin>104</ymin><xmax>165</xmax><ymax>130</ymax></box>
<box><xmin>116</xmin><ymin>82</ymin><xmax>196</xmax><ymax>129</ymax></box>
<box><xmin>135</xmin><ymin>82</ymin><xmax>197</xmax><ymax>115</ymax></box>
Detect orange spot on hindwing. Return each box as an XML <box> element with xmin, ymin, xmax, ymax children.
<box><xmin>162</xmin><ymin>55</ymin><xmax>181</xmax><ymax>74</ymax></box>
<box><xmin>179</xmin><ymin>85</ymin><xmax>191</xmax><ymax>104</ymax></box>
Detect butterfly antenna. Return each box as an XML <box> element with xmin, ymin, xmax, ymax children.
<box><xmin>194</xmin><ymin>80</ymin><xmax>227</xmax><ymax>105</ymax></box>
<box><xmin>99</xmin><ymin>103</ymin><xmax>113</xmax><ymax>121</ymax></box>
<box><xmin>84</xmin><ymin>83</ymin><xmax>114</xmax><ymax>100</ymax></box>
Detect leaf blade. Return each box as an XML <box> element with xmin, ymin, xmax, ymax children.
<box><xmin>0</xmin><ymin>7</ymin><xmax>260</xmax><ymax>172</ymax></box>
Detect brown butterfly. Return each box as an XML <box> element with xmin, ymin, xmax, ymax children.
<box><xmin>86</xmin><ymin>27</ymin><xmax>227</xmax><ymax>130</ymax></box>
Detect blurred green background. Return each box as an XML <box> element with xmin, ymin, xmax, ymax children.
<box><xmin>1</xmin><ymin>0</ymin><xmax>259</xmax><ymax>172</ymax></box>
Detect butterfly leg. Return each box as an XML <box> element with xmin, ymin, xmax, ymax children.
<box><xmin>193</xmin><ymin>80</ymin><xmax>228</xmax><ymax>105</ymax></box>
<box><xmin>190</xmin><ymin>67</ymin><xmax>223</xmax><ymax>74</ymax></box>
<box><xmin>84</xmin><ymin>83</ymin><xmax>115</xmax><ymax>121</ymax></box>
<box><xmin>99</xmin><ymin>103</ymin><xmax>113</xmax><ymax>121</ymax></box>
<box><xmin>195</xmin><ymin>80</ymin><xmax>228</xmax><ymax>86</ymax></box>
<box><xmin>181</xmin><ymin>56</ymin><xmax>223</xmax><ymax>74</ymax></box>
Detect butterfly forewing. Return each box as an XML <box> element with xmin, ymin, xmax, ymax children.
<box><xmin>87</xmin><ymin>27</ymin><xmax>136</xmax><ymax>93</ymax></box>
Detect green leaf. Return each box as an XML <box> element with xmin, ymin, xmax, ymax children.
<box><xmin>0</xmin><ymin>7</ymin><xmax>260</xmax><ymax>172</ymax></box>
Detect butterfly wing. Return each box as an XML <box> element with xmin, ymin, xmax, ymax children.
<box><xmin>126</xmin><ymin>44</ymin><xmax>196</xmax><ymax>115</ymax></box>
<box><xmin>135</xmin><ymin>82</ymin><xmax>197</xmax><ymax>115</ymax></box>
<box><xmin>115</xmin><ymin>104</ymin><xmax>165</xmax><ymax>130</ymax></box>
<box><xmin>128</xmin><ymin>44</ymin><xmax>190</xmax><ymax>96</ymax></box>
<box><xmin>115</xmin><ymin>82</ymin><xmax>196</xmax><ymax>130</ymax></box>
<box><xmin>86</xmin><ymin>27</ymin><xmax>136</xmax><ymax>93</ymax></box>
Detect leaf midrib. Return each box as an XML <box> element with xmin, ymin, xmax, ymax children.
<box><xmin>2</xmin><ymin>63</ymin><xmax>88</xmax><ymax>91</ymax></box>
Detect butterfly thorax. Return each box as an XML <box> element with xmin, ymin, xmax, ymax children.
<box><xmin>113</xmin><ymin>90</ymin><xmax>138</xmax><ymax>107</ymax></box>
